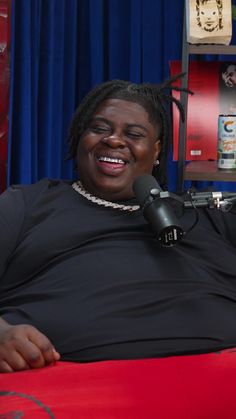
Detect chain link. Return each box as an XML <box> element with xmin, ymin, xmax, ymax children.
<box><xmin>72</xmin><ymin>182</ymin><xmax>140</xmax><ymax>212</ymax></box>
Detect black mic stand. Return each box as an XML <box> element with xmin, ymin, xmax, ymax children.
<box><xmin>133</xmin><ymin>174</ymin><xmax>236</xmax><ymax>247</ymax></box>
<box><xmin>145</xmin><ymin>189</ymin><xmax>236</xmax><ymax>247</ymax></box>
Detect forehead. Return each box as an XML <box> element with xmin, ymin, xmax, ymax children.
<box><xmin>199</xmin><ymin>1</ymin><xmax>218</xmax><ymax>9</ymax></box>
<box><xmin>93</xmin><ymin>99</ymin><xmax>154</xmax><ymax>125</ymax></box>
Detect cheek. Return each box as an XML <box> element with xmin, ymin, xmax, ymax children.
<box><xmin>78</xmin><ymin>132</ymin><xmax>100</xmax><ymax>152</ymax></box>
<box><xmin>135</xmin><ymin>145</ymin><xmax>157</xmax><ymax>166</ymax></box>
<box><xmin>76</xmin><ymin>139</ymin><xmax>91</xmax><ymax>169</ymax></box>
<box><xmin>78</xmin><ymin>136</ymin><xmax>91</xmax><ymax>154</ymax></box>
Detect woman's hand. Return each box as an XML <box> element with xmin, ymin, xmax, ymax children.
<box><xmin>0</xmin><ymin>319</ymin><xmax>60</xmax><ymax>373</ymax></box>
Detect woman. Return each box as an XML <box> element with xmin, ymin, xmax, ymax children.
<box><xmin>0</xmin><ymin>77</ymin><xmax>236</xmax><ymax>376</ymax></box>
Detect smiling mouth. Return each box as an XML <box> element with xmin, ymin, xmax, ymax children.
<box><xmin>98</xmin><ymin>156</ymin><xmax>126</xmax><ymax>165</ymax></box>
<box><xmin>96</xmin><ymin>156</ymin><xmax>128</xmax><ymax>175</ymax></box>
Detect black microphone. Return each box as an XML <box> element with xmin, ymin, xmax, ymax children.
<box><xmin>133</xmin><ymin>175</ymin><xmax>185</xmax><ymax>247</ymax></box>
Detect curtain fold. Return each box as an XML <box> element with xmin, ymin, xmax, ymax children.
<box><xmin>8</xmin><ymin>0</ymin><xmax>236</xmax><ymax>191</ymax></box>
<box><xmin>9</xmin><ymin>0</ymin><xmax>78</xmax><ymax>184</ymax></box>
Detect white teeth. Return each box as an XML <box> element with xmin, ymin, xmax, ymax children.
<box><xmin>98</xmin><ymin>157</ymin><xmax>125</xmax><ymax>164</ymax></box>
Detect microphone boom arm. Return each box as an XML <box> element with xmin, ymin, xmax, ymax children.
<box><xmin>133</xmin><ymin>174</ymin><xmax>236</xmax><ymax>247</ymax></box>
<box><xmin>154</xmin><ymin>190</ymin><xmax>236</xmax><ymax>213</ymax></box>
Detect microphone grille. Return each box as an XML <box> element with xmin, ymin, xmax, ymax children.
<box><xmin>133</xmin><ymin>175</ymin><xmax>161</xmax><ymax>207</ymax></box>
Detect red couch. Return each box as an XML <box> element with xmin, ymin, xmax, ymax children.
<box><xmin>1</xmin><ymin>349</ymin><xmax>236</xmax><ymax>418</ymax></box>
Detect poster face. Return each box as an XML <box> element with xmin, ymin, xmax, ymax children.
<box><xmin>171</xmin><ymin>60</ymin><xmax>236</xmax><ymax>161</ymax></box>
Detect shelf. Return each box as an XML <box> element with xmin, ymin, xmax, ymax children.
<box><xmin>177</xmin><ymin>5</ymin><xmax>236</xmax><ymax>191</ymax></box>
<box><xmin>184</xmin><ymin>161</ymin><xmax>236</xmax><ymax>182</ymax></box>
<box><xmin>188</xmin><ymin>44</ymin><xmax>236</xmax><ymax>55</ymax></box>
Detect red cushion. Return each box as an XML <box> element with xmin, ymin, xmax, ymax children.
<box><xmin>1</xmin><ymin>349</ymin><xmax>236</xmax><ymax>418</ymax></box>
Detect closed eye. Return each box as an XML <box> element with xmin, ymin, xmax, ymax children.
<box><xmin>126</xmin><ymin>131</ymin><xmax>145</xmax><ymax>139</ymax></box>
<box><xmin>90</xmin><ymin>125</ymin><xmax>111</xmax><ymax>134</ymax></box>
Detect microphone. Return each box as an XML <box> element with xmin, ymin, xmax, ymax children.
<box><xmin>133</xmin><ymin>175</ymin><xmax>185</xmax><ymax>247</ymax></box>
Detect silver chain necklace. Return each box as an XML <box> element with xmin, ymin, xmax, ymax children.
<box><xmin>72</xmin><ymin>181</ymin><xmax>140</xmax><ymax>212</ymax></box>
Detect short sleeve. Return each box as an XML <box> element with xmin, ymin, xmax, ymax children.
<box><xmin>0</xmin><ymin>186</ymin><xmax>25</xmax><ymax>278</ymax></box>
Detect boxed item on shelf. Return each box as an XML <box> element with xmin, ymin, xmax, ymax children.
<box><xmin>185</xmin><ymin>0</ymin><xmax>232</xmax><ymax>45</ymax></box>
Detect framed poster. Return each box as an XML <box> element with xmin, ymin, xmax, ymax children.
<box><xmin>171</xmin><ymin>60</ymin><xmax>236</xmax><ymax>161</ymax></box>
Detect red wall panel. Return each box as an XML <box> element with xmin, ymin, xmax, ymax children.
<box><xmin>0</xmin><ymin>0</ymin><xmax>11</xmax><ymax>192</ymax></box>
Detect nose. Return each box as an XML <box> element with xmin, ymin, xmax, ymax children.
<box><xmin>102</xmin><ymin>134</ymin><xmax>126</xmax><ymax>148</ymax></box>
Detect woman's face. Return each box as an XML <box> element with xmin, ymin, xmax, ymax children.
<box><xmin>77</xmin><ymin>99</ymin><xmax>160</xmax><ymax>201</ymax></box>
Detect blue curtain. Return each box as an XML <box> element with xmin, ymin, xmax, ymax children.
<box><xmin>9</xmin><ymin>0</ymin><xmax>78</xmax><ymax>183</ymax></box>
<box><xmin>8</xmin><ymin>0</ymin><xmax>236</xmax><ymax>192</ymax></box>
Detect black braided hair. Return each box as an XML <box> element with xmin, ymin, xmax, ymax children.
<box><xmin>67</xmin><ymin>74</ymin><xmax>190</xmax><ymax>189</ymax></box>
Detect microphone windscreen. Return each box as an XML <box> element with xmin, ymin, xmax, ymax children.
<box><xmin>133</xmin><ymin>175</ymin><xmax>161</xmax><ymax>207</ymax></box>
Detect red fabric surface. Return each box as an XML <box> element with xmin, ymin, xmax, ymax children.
<box><xmin>1</xmin><ymin>350</ymin><xmax>236</xmax><ymax>418</ymax></box>
<box><xmin>0</xmin><ymin>0</ymin><xmax>11</xmax><ymax>193</ymax></box>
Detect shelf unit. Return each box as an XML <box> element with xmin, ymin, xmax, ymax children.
<box><xmin>177</xmin><ymin>14</ymin><xmax>236</xmax><ymax>192</ymax></box>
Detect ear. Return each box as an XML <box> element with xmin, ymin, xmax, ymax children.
<box><xmin>153</xmin><ymin>140</ymin><xmax>161</xmax><ymax>164</ymax></box>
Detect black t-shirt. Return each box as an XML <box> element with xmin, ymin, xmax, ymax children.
<box><xmin>0</xmin><ymin>179</ymin><xmax>236</xmax><ymax>362</ymax></box>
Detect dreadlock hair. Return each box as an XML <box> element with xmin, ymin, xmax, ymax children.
<box><xmin>67</xmin><ymin>74</ymin><xmax>189</xmax><ymax>189</ymax></box>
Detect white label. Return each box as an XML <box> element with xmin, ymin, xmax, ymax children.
<box><xmin>190</xmin><ymin>150</ymin><xmax>202</xmax><ymax>156</ymax></box>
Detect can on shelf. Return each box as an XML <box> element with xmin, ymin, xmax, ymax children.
<box><xmin>218</xmin><ymin>115</ymin><xmax>236</xmax><ymax>169</ymax></box>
